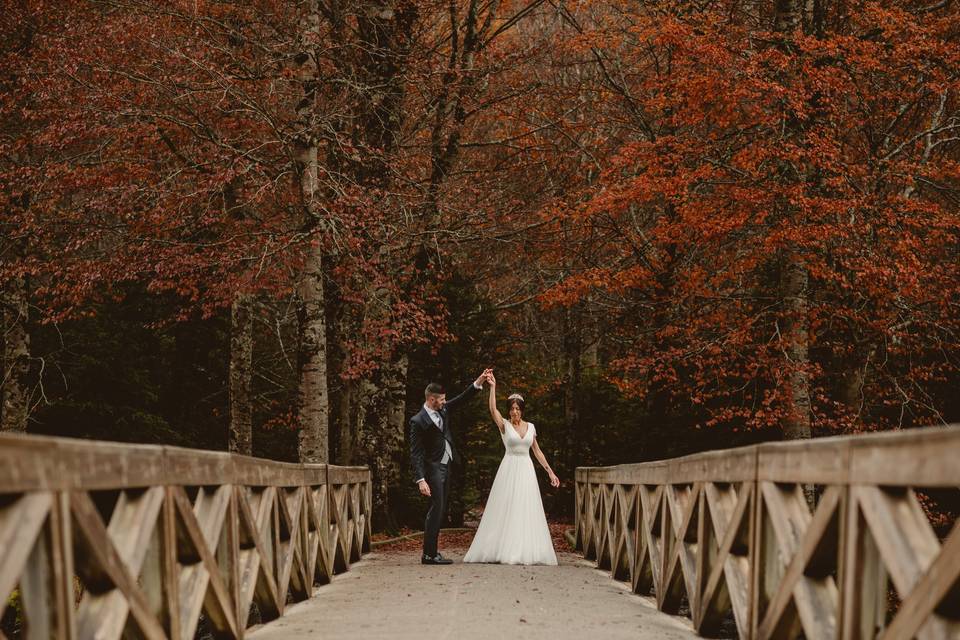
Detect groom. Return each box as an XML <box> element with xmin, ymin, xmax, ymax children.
<box><xmin>410</xmin><ymin>369</ymin><xmax>491</xmax><ymax>565</ymax></box>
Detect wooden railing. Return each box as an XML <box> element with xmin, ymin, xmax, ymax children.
<box><xmin>0</xmin><ymin>434</ymin><xmax>371</xmax><ymax>639</ymax></box>
<box><xmin>574</xmin><ymin>426</ymin><xmax>960</xmax><ymax>640</ymax></box>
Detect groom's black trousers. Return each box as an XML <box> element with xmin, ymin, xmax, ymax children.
<box><xmin>423</xmin><ymin>461</ymin><xmax>451</xmax><ymax>557</ymax></box>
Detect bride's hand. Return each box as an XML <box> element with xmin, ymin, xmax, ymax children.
<box><xmin>549</xmin><ymin>472</ymin><xmax>559</xmax><ymax>488</ymax></box>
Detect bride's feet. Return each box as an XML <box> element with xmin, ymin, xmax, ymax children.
<box><xmin>421</xmin><ymin>553</ymin><xmax>453</xmax><ymax>565</ymax></box>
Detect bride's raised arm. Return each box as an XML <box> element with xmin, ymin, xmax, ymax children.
<box><xmin>487</xmin><ymin>374</ymin><xmax>505</xmax><ymax>433</ymax></box>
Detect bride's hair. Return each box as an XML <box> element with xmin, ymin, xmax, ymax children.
<box><xmin>507</xmin><ymin>393</ymin><xmax>525</xmax><ymax>415</ymax></box>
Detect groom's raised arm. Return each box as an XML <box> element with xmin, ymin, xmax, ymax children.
<box><xmin>444</xmin><ymin>369</ymin><xmax>490</xmax><ymax>411</ymax></box>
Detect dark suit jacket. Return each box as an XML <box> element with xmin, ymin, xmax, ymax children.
<box><xmin>409</xmin><ymin>382</ymin><xmax>480</xmax><ymax>483</ymax></box>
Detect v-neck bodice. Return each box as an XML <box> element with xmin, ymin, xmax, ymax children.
<box><xmin>502</xmin><ymin>420</ymin><xmax>534</xmax><ymax>456</ymax></box>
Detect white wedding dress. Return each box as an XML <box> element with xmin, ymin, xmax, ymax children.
<box><xmin>463</xmin><ymin>421</ymin><xmax>558</xmax><ymax>565</ymax></box>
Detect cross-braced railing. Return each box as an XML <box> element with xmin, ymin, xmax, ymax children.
<box><xmin>574</xmin><ymin>426</ymin><xmax>960</xmax><ymax>639</ymax></box>
<box><xmin>0</xmin><ymin>434</ymin><xmax>371</xmax><ymax>639</ymax></box>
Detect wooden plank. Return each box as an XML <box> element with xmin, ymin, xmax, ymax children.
<box><xmin>577</xmin><ymin>426</ymin><xmax>959</xmax><ymax>490</ymax></box>
<box><xmin>70</xmin><ymin>491</ymin><xmax>167</xmax><ymax>640</ymax></box>
<box><xmin>362</xmin><ymin>480</ymin><xmax>373</xmax><ymax>552</ymax></box>
<box><xmin>0</xmin><ymin>435</ymin><xmax>376</xmax><ymax>640</ymax></box>
<box><xmin>161</xmin><ymin>447</ymin><xmax>234</xmax><ymax>487</ymax></box>
<box><xmin>856</xmin><ymin>486</ymin><xmax>940</xmax><ymax>597</ymax></box>
<box><xmin>0</xmin><ymin>492</ymin><xmax>52</xmax><ymax>618</ymax></box>
<box><xmin>757</xmin><ymin>439</ymin><xmax>850</xmax><ymax>485</ymax></box>
<box><xmin>581</xmin><ymin>482</ymin><xmax>597</xmax><ymax>561</ymax></box>
<box><xmin>76</xmin><ymin>488</ymin><xmax>165</xmax><ymax>640</ymax></box>
<box><xmin>669</xmin><ymin>447</ymin><xmax>758</xmax><ymax>484</ymax></box>
<box><xmin>596</xmin><ymin>484</ymin><xmax>612</xmax><ymax>571</ymax></box>
<box><xmin>757</xmin><ymin>485</ymin><xmax>840</xmax><ymax>640</ymax></box>
<box><xmin>880</xmin><ymin>519</ymin><xmax>960</xmax><ymax>640</ymax></box>
<box><xmin>294</xmin><ymin>486</ymin><xmax>313</xmax><ymax>598</ymax></box>
<box><xmin>632</xmin><ymin>487</ymin><xmax>654</xmax><ymax>595</ymax></box>
<box><xmin>275</xmin><ymin>487</ymin><xmax>306</xmax><ymax>601</ymax></box>
<box><xmin>52</xmin><ymin>492</ymin><xmax>77</xmax><ymax>640</ymax></box>
<box><xmin>222</xmin><ymin>490</ymin><xmax>241</xmax><ymax>633</ymax></box>
<box><xmin>639</xmin><ymin>484</ymin><xmax>665</xmax><ymax>599</ymax></box>
<box><xmin>698</xmin><ymin>482</ymin><xmax>752</xmax><ymax>636</ymax></box>
<box><xmin>191</xmin><ymin>486</ymin><xmax>231</xmax><ymax>550</ymax></box>
<box><xmin>660</xmin><ymin>484</ymin><xmax>700</xmax><ymax>613</ymax></box>
<box><xmin>330</xmin><ymin>484</ymin><xmax>352</xmax><ymax>573</ymax></box>
<box><xmin>0</xmin><ymin>435</ymin><xmax>164</xmax><ymax>492</ymax></box>
<box><xmin>849</xmin><ymin>426</ymin><xmax>960</xmax><ymax>487</ymax></box>
<box><xmin>612</xmin><ymin>485</ymin><xmax>637</xmax><ymax>581</ymax></box>
<box><xmin>585</xmin><ymin>462</ymin><xmax>669</xmax><ymax>485</ymax></box>
<box><xmin>170</xmin><ymin>487</ymin><xmax>238</xmax><ymax>640</ymax></box>
<box><xmin>231</xmin><ymin>455</ymin><xmax>308</xmax><ymax>487</ymax></box>
<box><xmin>839</xmin><ymin>491</ymin><xmax>887</xmax><ymax>640</ymax></box>
<box><xmin>162</xmin><ymin>487</ymin><xmax>181</xmax><ymax>640</ymax></box>
<box><xmin>574</xmin><ymin>480</ymin><xmax>585</xmax><ymax>552</ymax></box>
<box><xmin>694</xmin><ymin>485</ymin><xmax>711</xmax><ymax>632</ymax></box>
<box><xmin>235</xmin><ymin>487</ymin><xmax>281</xmax><ymax>621</ymax></box>
<box><xmin>0</xmin><ymin>434</ymin><xmax>373</xmax><ymax>492</ymax></box>
<box><xmin>19</xmin><ymin>506</ymin><xmax>55</xmax><ymax>640</ymax></box>
<box><xmin>106</xmin><ymin>488</ymin><xmax>165</xmax><ymax>570</ymax></box>
<box><xmin>326</xmin><ymin>466</ymin><xmax>370</xmax><ymax>484</ymax></box>
<box><xmin>752</xmin><ymin>487</ymin><xmax>802</xmax><ymax>639</ymax></box>
<box><xmin>301</xmin><ymin>464</ymin><xmax>327</xmax><ymax>487</ymax></box>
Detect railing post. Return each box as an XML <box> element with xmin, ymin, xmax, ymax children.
<box><xmin>571</xmin><ymin>426</ymin><xmax>960</xmax><ymax>639</ymax></box>
<box><xmin>0</xmin><ymin>433</ymin><xmax>372</xmax><ymax>639</ymax></box>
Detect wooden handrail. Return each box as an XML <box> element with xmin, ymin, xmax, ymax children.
<box><xmin>574</xmin><ymin>425</ymin><xmax>960</xmax><ymax>639</ymax></box>
<box><xmin>0</xmin><ymin>433</ymin><xmax>372</xmax><ymax>639</ymax></box>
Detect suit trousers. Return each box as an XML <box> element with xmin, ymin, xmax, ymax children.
<box><xmin>422</xmin><ymin>461</ymin><xmax>451</xmax><ymax>557</ymax></box>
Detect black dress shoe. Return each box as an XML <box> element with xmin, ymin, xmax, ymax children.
<box><xmin>421</xmin><ymin>553</ymin><xmax>454</xmax><ymax>565</ymax></box>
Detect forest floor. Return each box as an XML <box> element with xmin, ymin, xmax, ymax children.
<box><xmin>369</xmin><ymin>520</ymin><xmax>576</xmax><ymax>555</ymax></box>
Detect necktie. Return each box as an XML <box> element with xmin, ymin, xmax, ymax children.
<box><xmin>435</xmin><ymin>410</ymin><xmax>452</xmax><ymax>463</ymax></box>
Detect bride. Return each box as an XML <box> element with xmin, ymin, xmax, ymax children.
<box><xmin>463</xmin><ymin>371</ymin><xmax>559</xmax><ymax>565</ymax></box>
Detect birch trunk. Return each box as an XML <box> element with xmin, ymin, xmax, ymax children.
<box><xmin>1</xmin><ymin>274</ymin><xmax>29</xmax><ymax>432</ymax></box>
<box><xmin>297</xmin><ymin>242</ymin><xmax>329</xmax><ymax>463</ymax></box>
<box><xmin>773</xmin><ymin>0</ymin><xmax>812</xmax><ymax>445</ymax></box>
<box><xmin>779</xmin><ymin>255</ymin><xmax>811</xmax><ymax>441</ymax></box>
<box><xmin>295</xmin><ymin>0</ymin><xmax>330</xmax><ymax>463</ymax></box>
<box><xmin>228</xmin><ymin>292</ymin><xmax>253</xmax><ymax>455</ymax></box>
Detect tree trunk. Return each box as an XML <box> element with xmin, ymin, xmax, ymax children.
<box><xmin>779</xmin><ymin>254</ymin><xmax>811</xmax><ymax>441</ymax></box>
<box><xmin>295</xmin><ymin>0</ymin><xmax>329</xmax><ymax>464</ymax></box>
<box><xmin>228</xmin><ymin>292</ymin><xmax>253</xmax><ymax>455</ymax></box>
<box><xmin>297</xmin><ymin>243</ymin><xmax>329</xmax><ymax>463</ymax></box>
<box><xmin>1</xmin><ymin>274</ymin><xmax>30</xmax><ymax>432</ymax></box>
<box><xmin>774</xmin><ymin>0</ymin><xmax>801</xmax><ymax>32</ymax></box>
<box><xmin>773</xmin><ymin>0</ymin><xmax>811</xmax><ymax>444</ymax></box>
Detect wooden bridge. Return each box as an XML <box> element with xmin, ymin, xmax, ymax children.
<box><xmin>1</xmin><ymin>426</ymin><xmax>958</xmax><ymax>639</ymax></box>
<box><xmin>575</xmin><ymin>426</ymin><xmax>960</xmax><ymax>639</ymax></box>
<box><xmin>0</xmin><ymin>435</ymin><xmax>370</xmax><ymax>640</ymax></box>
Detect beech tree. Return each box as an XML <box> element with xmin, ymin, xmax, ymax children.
<box><xmin>524</xmin><ymin>0</ymin><xmax>960</xmax><ymax>435</ymax></box>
